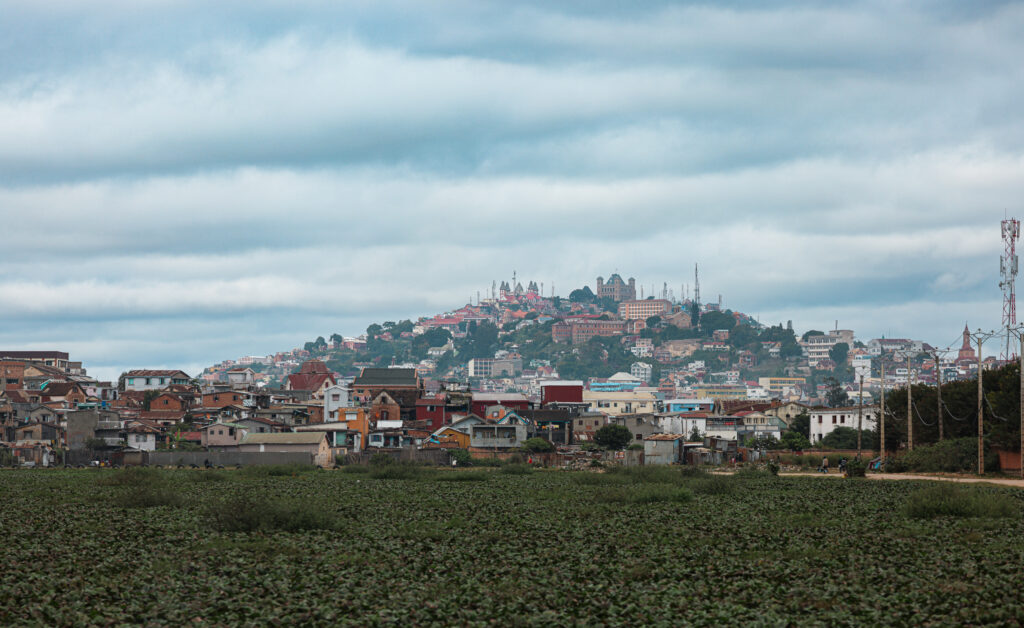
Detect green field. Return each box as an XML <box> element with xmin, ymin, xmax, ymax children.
<box><xmin>2</xmin><ymin>466</ymin><xmax>1023</xmax><ymax>625</ymax></box>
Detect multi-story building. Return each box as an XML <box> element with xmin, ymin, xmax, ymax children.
<box><xmin>583</xmin><ymin>390</ymin><xmax>658</xmax><ymax>416</ymax></box>
<box><xmin>800</xmin><ymin>330</ymin><xmax>855</xmax><ymax>366</ymax></box>
<box><xmin>617</xmin><ymin>299</ymin><xmax>671</xmax><ymax>321</ymax></box>
<box><xmin>552</xmin><ymin>319</ymin><xmax>628</xmax><ymax>344</ymax></box>
<box><xmin>120</xmin><ymin>370</ymin><xmax>191</xmax><ymax>391</ymax></box>
<box><xmin>630</xmin><ymin>362</ymin><xmax>653</xmax><ymax>383</ymax></box>
<box><xmin>0</xmin><ymin>351</ymin><xmax>71</xmax><ymax>372</ymax></box>
<box><xmin>757</xmin><ymin>377</ymin><xmax>806</xmax><ymax>396</ymax></box>
<box><xmin>467</xmin><ymin>357</ymin><xmax>522</xmax><ymax>378</ymax></box>
<box><xmin>809</xmin><ymin>406</ymin><xmax>878</xmax><ymax>443</ymax></box>
<box><xmin>596</xmin><ymin>274</ymin><xmax>636</xmax><ymax>302</ymax></box>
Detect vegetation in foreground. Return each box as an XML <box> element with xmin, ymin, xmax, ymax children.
<box><xmin>2</xmin><ymin>468</ymin><xmax>1023</xmax><ymax>625</ymax></box>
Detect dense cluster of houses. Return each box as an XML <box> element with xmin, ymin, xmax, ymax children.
<box><xmin>1</xmin><ymin>349</ymin><xmax>884</xmax><ymax>468</ymax></box>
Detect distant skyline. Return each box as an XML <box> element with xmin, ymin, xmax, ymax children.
<box><xmin>2</xmin><ymin>1</ymin><xmax>1023</xmax><ymax>382</ymax></box>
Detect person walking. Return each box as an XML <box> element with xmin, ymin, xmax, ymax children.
<box><xmin>820</xmin><ymin>456</ymin><xmax>830</xmax><ymax>474</ymax></box>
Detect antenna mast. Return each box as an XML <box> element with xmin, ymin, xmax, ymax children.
<box><xmin>1001</xmin><ymin>217</ymin><xmax>1020</xmax><ymax>359</ymax></box>
<box><xmin>694</xmin><ymin>264</ymin><xmax>701</xmax><ymax>311</ymax></box>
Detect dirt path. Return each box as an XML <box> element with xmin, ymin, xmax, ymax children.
<box><xmin>776</xmin><ymin>471</ymin><xmax>1024</xmax><ymax>488</ymax></box>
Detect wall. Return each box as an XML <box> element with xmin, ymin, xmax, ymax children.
<box><xmin>147</xmin><ymin>451</ymin><xmax>315</xmax><ymax>467</ymax></box>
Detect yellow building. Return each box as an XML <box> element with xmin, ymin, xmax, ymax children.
<box><xmin>692</xmin><ymin>385</ymin><xmax>747</xmax><ymax>400</ymax></box>
<box><xmin>583</xmin><ymin>391</ymin><xmax>658</xmax><ymax>416</ymax></box>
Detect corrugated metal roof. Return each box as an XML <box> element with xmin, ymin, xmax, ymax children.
<box><xmin>645</xmin><ymin>433</ymin><xmax>685</xmax><ymax>441</ymax></box>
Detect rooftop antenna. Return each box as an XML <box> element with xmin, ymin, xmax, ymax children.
<box><xmin>694</xmin><ymin>264</ymin><xmax>701</xmax><ymax>310</ymax></box>
<box><xmin>1001</xmin><ymin>216</ymin><xmax>1020</xmax><ymax>359</ymax></box>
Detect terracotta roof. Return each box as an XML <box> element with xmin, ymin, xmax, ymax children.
<box><xmin>287</xmin><ymin>372</ymin><xmax>335</xmax><ymax>392</ymax></box>
<box><xmin>646</xmin><ymin>433</ymin><xmax>685</xmax><ymax>441</ymax></box>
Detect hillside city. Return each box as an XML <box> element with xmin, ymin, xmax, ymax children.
<box><xmin>0</xmin><ymin>273</ymin><xmax>994</xmax><ymax>468</ymax></box>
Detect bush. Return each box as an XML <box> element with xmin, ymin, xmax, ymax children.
<box><xmin>97</xmin><ymin>467</ymin><xmax>163</xmax><ymax>487</ymax></box>
<box><xmin>114</xmin><ymin>486</ymin><xmax>184</xmax><ymax>509</ymax></box>
<box><xmin>597</xmin><ymin>485</ymin><xmax>694</xmax><ymax>504</ymax></box>
<box><xmin>844</xmin><ymin>458</ymin><xmax>868</xmax><ymax>478</ymax></box>
<box><xmin>370</xmin><ymin>453</ymin><xmax>394</xmax><ymax>466</ymax></box>
<box><xmin>369</xmin><ymin>461</ymin><xmax>431</xmax><ymax>480</ymax></box>
<box><xmin>594</xmin><ymin>425</ymin><xmax>632</xmax><ymax>450</ymax></box>
<box><xmin>627</xmin><ymin>444</ymin><xmax>644</xmax><ymax>451</ymax></box>
<box><xmin>340</xmin><ymin>464</ymin><xmax>370</xmax><ymax>474</ymax></box>
<box><xmin>904</xmin><ymin>484</ymin><xmax>1020</xmax><ymax>519</ymax></box>
<box><xmin>207</xmin><ymin>497</ymin><xmax>339</xmax><ymax>532</ymax></box>
<box><xmin>499</xmin><ymin>464</ymin><xmax>534</xmax><ymax>475</ymax></box>
<box><xmin>448</xmin><ymin>449</ymin><xmax>472</xmax><ymax>466</ymax></box>
<box><xmin>766</xmin><ymin>460</ymin><xmax>780</xmax><ymax>476</ymax></box>
<box><xmin>688</xmin><ymin>475</ymin><xmax>736</xmax><ymax>495</ymax></box>
<box><xmin>433</xmin><ymin>471</ymin><xmax>489</xmax><ymax>482</ymax></box>
<box><xmin>522</xmin><ymin>438</ymin><xmax>554</xmax><ymax>453</ymax></box>
<box><xmin>239</xmin><ymin>464</ymin><xmax>316</xmax><ymax>477</ymax></box>
<box><xmin>897</xmin><ymin>438</ymin><xmax>978</xmax><ymax>473</ymax></box>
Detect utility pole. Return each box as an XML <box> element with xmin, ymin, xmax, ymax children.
<box><xmin>857</xmin><ymin>374</ymin><xmax>864</xmax><ymax>456</ymax></box>
<box><xmin>935</xmin><ymin>353</ymin><xmax>943</xmax><ymax>442</ymax></box>
<box><xmin>880</xmin><ymin>360</ymin><xmax>886</xmax><ymax>459</ymax></box>
<box><xmin>977</xmin><ymin>334</ymin><xmax>984</xmax><ymax>475</ymax></box>
<box><xmin>906</xmin><ymin>354</ymin><xmax>913</xmax><ymax>451</ymax></box>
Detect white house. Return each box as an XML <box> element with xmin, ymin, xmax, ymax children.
<box><xmin>323</xmin><ymin>383</ymin><xmax>351</xmax><ymax>422</ymax></box>
<box><xmin>809</xmin><ymin>406</ymin><xmax>878</xmax><ymax>443</ymax></box>
<box><xmin>120</xmin><ymin>370</ymin><xmax>191</xmax><ymax>391</ymax></box>
<box><xmin>630</xmin><ymin>362</ymin><xmax>653</xmax><ymax>383</ymax></box>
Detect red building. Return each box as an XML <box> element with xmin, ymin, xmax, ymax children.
<box><xmin>541</xmin><ymin>381</ymin><xmax>583</xmax><ymax>405</ymax></box>
<box><xmin>470</xmin><ymin>393</ymin><xmax>529</xmax><ymax>418</ymax></box>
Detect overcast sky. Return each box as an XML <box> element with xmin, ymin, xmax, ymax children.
<box><xmin>2</xmin><ymin>1</ymin><xmax>1023</xmax><ymax>381</ymax></box>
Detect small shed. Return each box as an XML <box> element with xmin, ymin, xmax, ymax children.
<box><xmin>643</xmin><ymin>433</ymin><xmax>685</xmax><ymax>465</ymax></box>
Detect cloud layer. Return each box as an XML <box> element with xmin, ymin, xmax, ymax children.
<box><xmin>2</xmin><ymin>0</ymin><xmax>1023</xmax><ymax>380</ymax></box>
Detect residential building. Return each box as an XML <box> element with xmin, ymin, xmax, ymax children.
<box><xmin>618</xmin><ymin>299</ymin><xmax>671</xmax><ymax>321</ymax></box>
<box><xmin>285</xmin><ymin>360</ymin><xmax>337</xmax><ymax>397</ymax></box>
<box><xmin>583</xmin><ymin>390</ymin><xmax>658</xmax><ymax>416</ymax></box>
<box><xmin>801</xmin><ymin>330</ymin><xmax>855</xmax><ymax>366</ymax></box>
<box><xmin>809</xmin><ymin>406</ymin><xmax>878</xmax><ymax>443</ymax></box>
<box><xmin>237</xmin><ymin>432</ymin><xmax>332</xmax><ymax>467</ymax></box>
<box><xmin>644</xmin><ymin>434</ymin><xmax>686</xmax><ymax>465</ymax></box>
<box><xmin>552</xmin><ymin>319</ymin><xmax>628</xmax><ymax>344</ymax></box>
<box><xmin>120</xmin><ymin>370</ymin><xmax>191</xmax><ymax>391</ymax></box>
<box><xmin>631</xmin><ymin>362</ymin><xmax>653</xmax><ymax>383</ymax></box>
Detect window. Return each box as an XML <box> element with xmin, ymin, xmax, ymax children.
<box><xmin>218</xmin><ymin>429</ymin><xmax>224</xmax><ymax>435</ymax></box>
<box><xmin>840</xmin><ymin>417</ymin><xmax>845</xmax><ymax>424</ymax></box>
<box><xmin>818</xmin><ymin>417</ymin><xmax>823</xmax><ymax>424</ymax></box>
<box><xmin>832</xmin><ymin>417</ymin><xmax>836</xmax><ymax>424</ymax></box>
<box><xmin>332</xmin><ymin>394</ymin><xmax>340</xmax><ymax>402</ymax></box>
<box><xmin>635</xmin><ymin>434</ymin><xmax>642</xmax><ymax>440</ymax></box>
<box><xmin>228</xmin><ymin>428</ymin><xmax>235</xmax><ymax>436</ymax></box>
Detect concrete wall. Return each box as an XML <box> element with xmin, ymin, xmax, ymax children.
<box><xmin>147</xmin><ymin>451</ymin><xmax>315</xmax><ymax>467</ymax></box>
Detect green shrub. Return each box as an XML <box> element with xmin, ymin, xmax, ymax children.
<box><xmin>597</xmin><ymin>485</ymin><xmax>694</xmax><ymax>504</ymax></box>
<box><xmin>688</xmin><ymin>475</ymin><xmax>736</xmax><ymax>495</ymax></box>
<box><xmin>766</xmin><ymin>460</ymin><xmax>780</xmax><ymax>476</ymax></box>
<box><xmin>904</xmin><ymin>484</ymin><xmax>1020</xmax><ymax>519</ymax></box>
<box><xmin>97</xmin><ymin>467</ymin><xmax>163</xmax><ymax>487</ymax></box>
<box><xmin>114</xmin><ymin>486</ymin><xmax>184</xmax><ymax>509</ymax></box>
<box><xmin>898</xmin><ymin>438</ymin><xmax>979</xmax><ymax>473</ymax></box>
<box><xmin>448</xmin><ymin>449</ymin><xmax>472</xmax><ymax>466</ymax></box>
<box><xmin>239</xmin><ymin>464</ymin><xmax>316</xmax><ymax>477</ymax></box>
<box><xmin>499</xmin><ymin>464</ymin><xmax>534</xmax><ymax>475</ymax></box>
<box><xmin>370</xmin><ymin>453</ymin><xmax>394</xmax><ymax>466</ymax></box>
<box><xmin>193</xmin><ymin>470</ymin><xmax>227</xmax><ymax>482</ymax></box>
<box><xmin>369</xmin><ymin>461</ymin><xmax>431</xmax><ymax>480</ymax></box>
<box><xmin>471</xmin><ymin>457</ymin><xmax>503</xmax><ymax>467</ymax></box>
<box><xmin>207</xmin><ymin>497</ymin><xmax>339</xmax><ymax>532</ymax></box>
<box><xmin>433</xmin><ymin>471</ymin><xmax>489</xmax><ymax>482</ymax></box>
<box><xmin>844</xmin><ymin>458</ymin><xmax>868</xmax><ymax>478</ymax></box>
<box><xmin>522</xmin><ymin>438</ymin><xmax>554</xmax><ymax>453</ymax></box>
<box><xmin>339</xmin><ymin>464</ymin><xmax>370</xmax><ymax>474</ymax></box>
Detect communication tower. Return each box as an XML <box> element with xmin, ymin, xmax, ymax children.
<box><xmin>1001</xmin><ymin>217</ymin><xmax>1020</xmax><ymax>359</ymax></box>
<box><xmin>694</xmin><ymin>264</ymin><xmax>701</xmax><ymax>311</ymax></box>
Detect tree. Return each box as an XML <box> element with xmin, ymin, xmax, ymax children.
<box><xmin>522</xmin><ymin>438</ymin><xmax>554</xmax><ymax>453</ymax></box>
<box><xmin>142</xmin><ymin>390</ymin><xmax>160</xmax><ymax>410</ymax></box>
<box><xmin>645</xmin><ymin>315</ymin><xmax>662</xmax><ymax>328</ymax></box>
<box><xmin>829</xmin><ymin>342</ymin><xmax>849</xmax><ymax>366</ymax></box>
<box><xmin>820</xmin><ymin>426</ymin><xmax>874</xmax><ymax>450</ymax></box>
<box><xmin>789</xmin><ymin>412</ymin><xmax>810</xmax><ymax>438</ymax></box>
<box><xmin>698</xmin><ymin>310</ymin><xmax>736</xmax><ymax>336</ymax></box>
<box><xmin>801</xmin><ymin>330</ymin><xmax>824</xmax><ymax>342</ymax></box>
<box><xmin>594</xmin><ymin>425</ymin><xmax>632</xmax><ymax>450</ymax></box>
<box><xmin>688</xmin><ymin>424</ymin><xmax>703</xmax><ymax>442</ymax></box>
<box><xmin>366</xmin><ymin>323</ymin><xmax>383</xmax><ymax>338</ymax></box>
<box><xmin>314</xmin><ymin>336</ymin><xmax>327</xmax><ymax>350</ymax></box>
<box><xmin>824</xmin><ymin>377</ymin><xmax>849</xmax><ymax>407</ymax></box>
<box><xmin>330</xmin><ymin>333</ymin><xmax>343</xmax><ymax>346</ymax></box>
<box><xmin>779</xmin><ymin>430</ymin><xmax>811</xmax><ymax>451</ymax></box>
<box><xmin>569</xmin><ymin>286</ymin><xmax>596</xmax><ymax>303</ymax></box>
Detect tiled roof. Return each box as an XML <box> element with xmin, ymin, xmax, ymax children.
<box><xmin>646</xmin><ymin>433</ymin><xmax>686</xmax><ymax>441</ymax></box>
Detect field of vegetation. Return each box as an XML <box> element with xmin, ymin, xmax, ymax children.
<box><xmin>2</xmin><ymin>466</ymin><xmax>1024</xmax><ymax>624</ymax></box>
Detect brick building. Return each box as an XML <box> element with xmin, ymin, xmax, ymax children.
<box><xmin>618</xmin><ymin>299</ymin><xmax>671</xmax><ymax>321</ymax></box>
